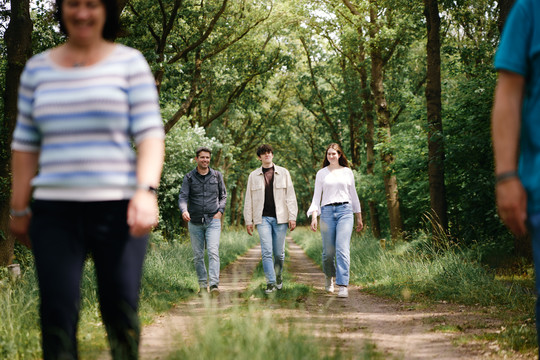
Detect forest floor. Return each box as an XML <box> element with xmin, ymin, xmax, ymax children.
<box><xmin>103</xmin><ymin>237</ymin><xmax>535</xmax><ymax>359</ymax></box>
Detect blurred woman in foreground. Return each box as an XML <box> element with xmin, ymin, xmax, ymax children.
<box><xmin>9</xmin><ymin>0</ymin><xmax>165</xmax><ymax>358</ymax></box>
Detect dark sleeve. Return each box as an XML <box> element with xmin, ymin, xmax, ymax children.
<box><xmin>218</xmin><ymin>171</ymin><xmax>227</xmax><ymax>213</ymax></box>
<box><xmin>178</xmin><ymin>173</ymin><xmax>191</xmax><ymax>214</ymax></box>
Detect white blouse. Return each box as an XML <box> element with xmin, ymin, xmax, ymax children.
<box><xmin>306</xmin><ymin>166</ymin><xmax>361</xmax><ymax>217</ymax></box>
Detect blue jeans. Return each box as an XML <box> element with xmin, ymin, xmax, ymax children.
<box><xmin>256</xmin><ymin>216</ymin><xmax>288</xmax><ymax>285</ymax></box>
<box><xmin>188</xmin><ymin>219</ymin><xmax>221</xmax><ymax>287</ymax></box>
<box><xmin>528</xmin><ymin>212</ymin><xmax>540</xmax><ymax>357</ymax></box>
<box><xmin>320</xmin><ymin>203</ymin><xmax>354</xmax><ymax>286</ymax></box>
<box><xmin>29</xmin><ymin>200</ymin><xmax>147</xmax><ymax>360</ymax></box>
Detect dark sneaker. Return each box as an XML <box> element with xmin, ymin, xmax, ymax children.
<box><xmin>265</xmin><ymin>283</ymin><xmax>276</xmax><ymax>294</ymax></box>
<box><xmin>198</xmin><ymin>285</ymin><xmax>208</xmax><ymax>296</ymax></box>
<box><xmin>210</xmin><ymin>285</ymin><xmax>220</xmax><ymax>296</ymax></box>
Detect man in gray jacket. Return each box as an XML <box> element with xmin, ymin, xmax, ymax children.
<box><xmin>244</xmin><ymin>144</ymin><xmax>298</xmax><ymax>294</ymax></box>
<box><xmin>179</xmin><ymin>147</ymin><xmax>227</xmax><ymax>295</ymax></box>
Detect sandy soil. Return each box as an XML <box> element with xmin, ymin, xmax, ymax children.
<box><xmin>100</xmin><ymin>236</ymin><xmax>536</xmax><ymax>359</ymax></box>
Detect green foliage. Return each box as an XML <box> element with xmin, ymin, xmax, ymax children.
<box><xmin>30</xmin><ymin>1</ymin><xmax>64</xmax><ymax>53</ymax></box>
<box><xmin>1</xmin><ymin>0</ymin><xmax>523</xmax><ymax>280</ymax></box>
<box><xmin>444</xmin><ymin>69</ymin><xmax>502</xmax><ymax>243</ymax></box>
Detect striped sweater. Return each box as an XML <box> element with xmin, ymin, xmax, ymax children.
<box><xmin>11</xmin><ymin>44</ymin><xmax>165</xmax><ymax>201</ymax></box>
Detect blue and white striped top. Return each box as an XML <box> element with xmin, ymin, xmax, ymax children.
<box><xmin>11</xmin><ymin>44</ymin><xmax>165</xmax><ymax>201</ymax></box>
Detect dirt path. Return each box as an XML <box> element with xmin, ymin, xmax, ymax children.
<box><xmin>100</xmin><ymin>236</ymin><xmax>534</xmax><ymax>359</ymax></box>
<box><xmin>285</xmin><ymin>238</ymin><xmax>488</xmax><ymax>359</ymax></box>
<box><xmin>138</xmin><ymin>245</ymin><xmax>262</xmax><ymax>359</ymax></box>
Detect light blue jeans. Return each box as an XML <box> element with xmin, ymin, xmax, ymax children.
<box><xmin>320</xmin><ymin>203</ymin><xmax>354</xmax><ymax>286</ymax></box>
<box><xmin>256</xmin><ymin>216</ymin><xmax>288</xmax><ymax>285</ymax></box>
<box><xmin>188</xmin><ymin>218</ymin><xmax>221</xmax><ymax>287</ymax></box>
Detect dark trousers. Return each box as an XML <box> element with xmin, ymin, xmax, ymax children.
<box><xmin>29</xmin><ymin>200</ymin><xmax>148</xmax><ymax>360</ymax></box>
<box><xmin>529</xmin><ymin>212</ymin><xmax>540</xmax><ymax>359</ymax></box>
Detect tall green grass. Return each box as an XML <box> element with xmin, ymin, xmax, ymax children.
<box><xmin>293</xmin><ymin>227</ymin><xmax>537</xmax><ymax>353</ymax></box>
<box><xmin>0</xmin><ymin>268</ymin><xmax>40</xmax><ymax>360</ymax></box>
<box><xmin>0</xmin><ymin>229</ymin><xmax>257</xmax><ymax>359</ymax></box>
<box><xmin>167</xmin><ymin>304</ymin><xmax>381</xmax><ymax>360</ymax></box>
<box><xmin>294</xmin><ymin>228</ymin><xmax>534</xmax><ymax>308</ymax></box>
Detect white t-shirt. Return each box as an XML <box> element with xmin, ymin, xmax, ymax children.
<box><xmin>307</xmin><ymin>166</ymin><xmax>361</xmax><ymax>217</ymax></box>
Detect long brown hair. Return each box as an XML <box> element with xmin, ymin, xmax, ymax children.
<box><xmin>322</xmin><ymin>143</ymin><xmax>349</xmax><ymax>168</ymax></box>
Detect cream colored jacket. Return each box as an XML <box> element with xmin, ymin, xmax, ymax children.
<box><xmin>243</xmin><ymin>165</ymin><xmax>298</xmax><ymax>225</ymax></box>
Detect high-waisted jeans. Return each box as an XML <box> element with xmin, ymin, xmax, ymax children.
<box><xmin>320</xmin><ymin>203</ymin><xmax>354</xmax><ymax>286</ymax></box>
<box><xmin>29</xmin><ymin>200</ymin><xmax>148</xmax><ymax>360</ymax></box>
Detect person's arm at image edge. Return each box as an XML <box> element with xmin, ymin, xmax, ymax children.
<box><xmin>9</xmin><ymin>150</ymin><xmax>39</xmax><ymax>247</ymax></box>
<box><xmin>491</xmin><ymin>70</ymin><xmax>527</xmax><ymax>236</ymax></box>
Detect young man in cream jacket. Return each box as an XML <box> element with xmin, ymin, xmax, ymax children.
<box><xmin>244</xmin><ymin>144</ymin><xmax>298</xmax><ymax>294</ymax></box>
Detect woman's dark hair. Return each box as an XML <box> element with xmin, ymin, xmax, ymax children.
<box><xmin>256</xmin><ymin>144</ymin><xmax>274</xmax><ymax>157</ymax></box>
<box><xmin>322</xmin><ymin>143</ymin><xmax>349</xmax><ymax>168</ymax></box>
<box><xmin>55</xmin><ymin>0</ymin><xmax>120</xmax><ymax>41</ymax></box>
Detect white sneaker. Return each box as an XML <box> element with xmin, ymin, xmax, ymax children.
<box><xmin>276</xmin><ymin>275</ymin><xmax>283</xmax><ymax>290</ymax></box>
<box><xmin>337</xmin><ymin>286</ymin><xmax>348</xmax><ymax>298</ymax></box>
<box><xmin>265</xmin><ymin>283</ymin><xmax>276</xmax><ymax>294</ymax></box>
<box><xmin>325</xmin><ymin>277</ymin><xmax>334</xmax><ymax>293</ymax></box>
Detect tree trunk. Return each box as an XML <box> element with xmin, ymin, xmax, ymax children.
<box><xmin>342</xmin><ymin>0</ymin><xmax>383</xmax><ymax>239</ymax></box>
<box><xmin>340</xmin><ymin>59</ymin><xmax>361</xmax><ymax>168</ymax></box>
<box><xmin>497</xmin><ymin>0</ymin><xmax>516</xmax><ymax>34</ymax></box>
<box><xmin>370</xmin><ymin>8</ymin><xmax>403</xmax><ymax>240</ymax></box>
<box><xmin>358</xmin><ymin>46</ymin><xmax>381</xmax><ymax>239</ymax></box>
<box><xmin>0</xmin><ymin>0</ymin><xmax>33</xmax><ymax>266</ymax></box>
<box><xmin>236</xmin><ymin>186</ymin><xmax>245</xmax><ymax>227</ymax></box>
<box><xmin>424</xmin><ymin>0</ymin><xmax>448</xmax><ymax>234</ymax></box>
<box><xmin>229</xmin><ymin>183</ymin><xmax>238</xmax><ymax>226</ymax></box>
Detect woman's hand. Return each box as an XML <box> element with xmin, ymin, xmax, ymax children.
<box><xmin>310</xmin><ymin>213</ymin><xmax>318</xmax><ymax>232</ymax></box>
<box><xmin>127</xmin><ymin>190</ymin><xmax>159</xmax><ymax>237</ymax></box>
<box><xmin>355</xmin><ymin>213</ymin><xmax>364</xmax><ymax>232</ymax></box>
<box><xmin>9</xmin><ymin>213</ymin><xmax>32</xmax><ymax>248</ymax></box>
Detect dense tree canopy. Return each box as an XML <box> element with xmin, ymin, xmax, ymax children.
<box><xmin>0</xmin><ymin>0</ymin><xmax>517</xmax><ymax>265</ymax></box>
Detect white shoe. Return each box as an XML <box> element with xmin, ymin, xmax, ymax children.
<box><xmin>276</xmin><ymin>275</ymin><xmax>283</xmax><ymax>290</ymax></box>
<box><xmin>325</xmin><ymin>277</ymin><xmax>334</xmax><ymax>293</ymax></box>
<box><xmin>337</xmin><ymin>286</ymin><xmax>348</xmax><ymax>298</ymax></box>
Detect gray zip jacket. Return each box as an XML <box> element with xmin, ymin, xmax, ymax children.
<box><xmin>178</xmin><ymin>168</ymin><xmax>227</xmax><ymax>224</ymax></box>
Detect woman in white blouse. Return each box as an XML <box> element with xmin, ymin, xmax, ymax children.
<box><xmin>307</xmin><ymin>143</ymin><xmax>363</xmax><ymax>298</ymax></box>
